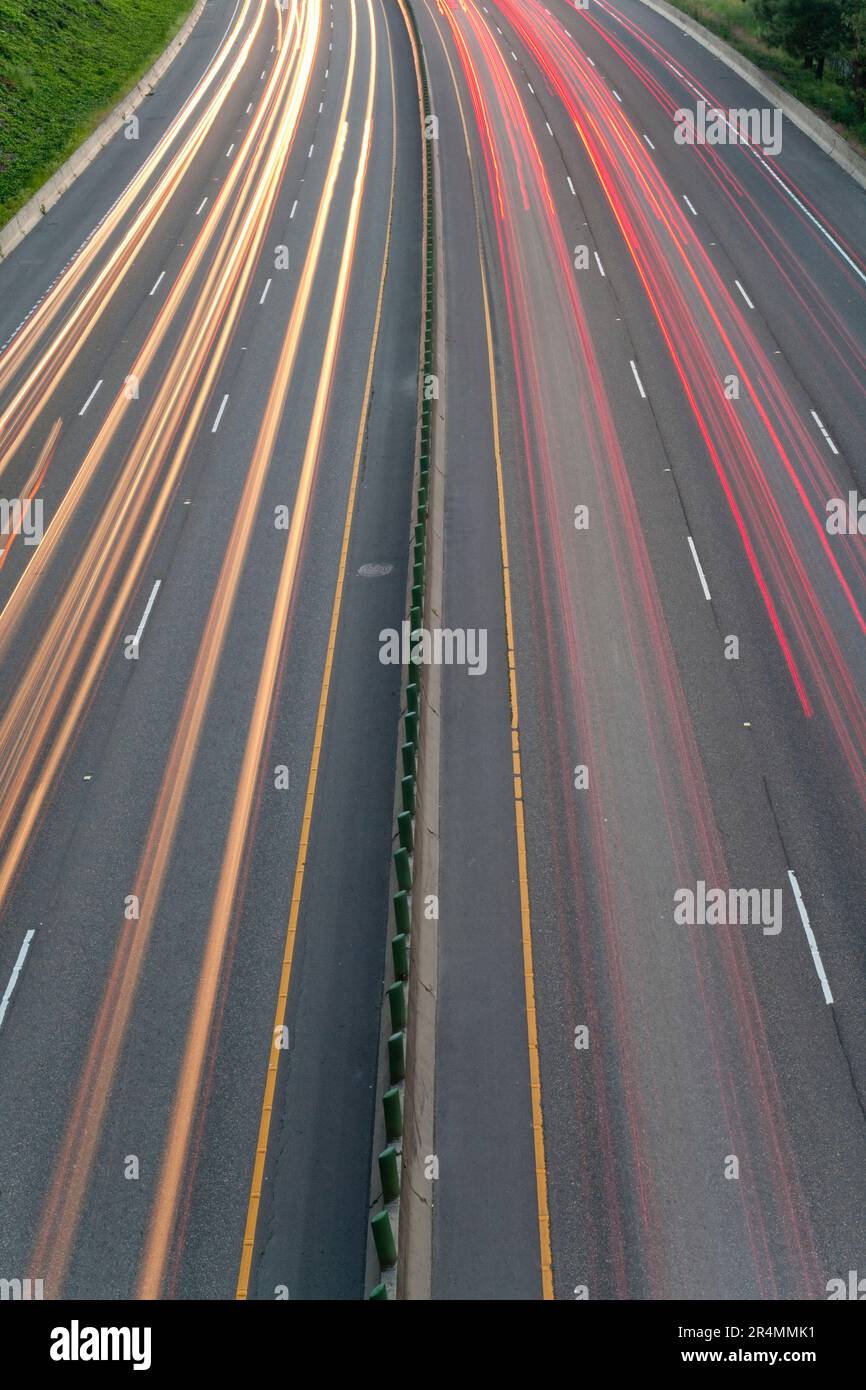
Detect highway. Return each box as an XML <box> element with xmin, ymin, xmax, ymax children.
<box><xmin>414</xmin><ymin>0</ymin><xmax>866</xmax><ymax>1299</ymax></box>
<box><xmin>1</xmin><ymin>0</ymin><xmax>865</xmax><ymax>1306</ymax></box>
<box><xmin>0</xmin><ymin>0</ymin><xmax>421</xmax><ymax>1298</ymax></box>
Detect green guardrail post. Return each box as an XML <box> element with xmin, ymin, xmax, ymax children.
<box><xmin>371</xmin><ymin>1210</ymin><xmax>397</xmax><ymax>1269</ymax></box>
<box><xmin>400</xmin><ymin>742</ymin><xmax>415</xmax><ymax>779</ymax></box>
<box><xmin>397</xmin><ymin>811</ymin><xmax>414</xmax><ymax>854</ymax></box>
<box><xmin>388</xmin><ymin>1030</ymin><xmax>406</xmax><ymax>1084</ymax></box>
<box><xmin>388</xmin><ymin>980</ymin><xmax>407</xmax><ymax>1031</ymax></box>
<box><xmin>392</xmin><ymin>932</ymin><xmax>409</xmax><ymax>982</ymax></box>
<box><xmin>406</xmin><ymin>682</ymin><xmax>419</xmax><ymax>714</ymax></box>
<box><xmin>369</xmin><ymin>1282</ymin><xmax>388</xmax><ymax>1301</ymax></box>
<box><xmin>401</xmin><ymin>775</ymin><xmax>415</xmax><ymax>816</ymax></box>
<box><xmin>379</xmin><ymin>1145</ymin><xmax>401</xmax><ymax>1204</ymax></box>
<box><xmin>383</xmin><ymin>1085</ymin><xmax>403</xmax><ymax>1141</ymax></box>
<box><xmin>405</xmin><ymin>710</ymin><xmax>418</xmax><ymax>749</ymax></box>
<box><xmin>395</xmin><ymin>847</ymin><xmax>411</xmax><ymax>893</ymax></box>
<box><xmin>393</xmin><ymin>888</ymin><xmax>410</xmax><ymax>935</ymax></box>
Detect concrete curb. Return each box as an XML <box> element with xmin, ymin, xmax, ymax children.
<box><xmin>636</xmin><ymin>0</ymin><xmax>866</xmax><ymax>193</ymax></box>
<box><xmin>0</xmin><ymin>0</ymin><xmax>208</xmax><ymax>260</ymax></box>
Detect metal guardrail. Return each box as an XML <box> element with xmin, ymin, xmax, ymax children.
<box><xmin>367</xmin><ymin>0</ymin><xmax>435</xmax><ymax>1300</ymax></box>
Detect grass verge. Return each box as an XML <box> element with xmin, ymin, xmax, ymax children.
<box><xmin>0</xmin><ymin>0</ymin><xmax>196</xmax><ymax>225</ymax></box>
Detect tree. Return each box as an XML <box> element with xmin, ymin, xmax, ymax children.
<box><xmin>756</xmin><ymin>0</ymin><xmax>846</xmax><ymax>78</ymax></box>
<box><xmin>844</xmin><ymin>0</ymin><xmax>866</xmax><ymax>116</ymax></box>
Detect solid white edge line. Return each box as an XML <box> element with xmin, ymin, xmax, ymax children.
<box><xmin>0</xmin><ymin>930</ymin><xmax>36</xmax><ymax>1031</ymax></box>
<box><xmin>687</xmin><ymin>535</ymin><xmax>712</xmax><ymax>600</ymax></box>
<box><xmin>788</xmin><ymin>870</ymin><xmax>833</xmax><ymax>1005</ymax></box>
<box><xmin>669</xmin><ymin>92</ymin><xmax>838</xmax><ymax>245</ymax></box>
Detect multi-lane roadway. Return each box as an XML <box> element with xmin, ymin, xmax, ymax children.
<box><xmin>417</xmin><ymin>0</ymin><xmax>866</xmax><ymax>1300</ymax></box>
<box><xmin>1</xmin><ymin>0</ymin><xmax>865</xmax><ymax>1303</ymax></box>
<box><xmin>0</xmin><ymin>0</ymin><xmax>420</xmax><ymax>1299</ymax></box>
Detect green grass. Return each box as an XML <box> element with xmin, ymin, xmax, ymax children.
<box><xmin>0</xmin><ymin>0</ymin><xmax>195</xmax><ymax>226</ymax></box>
<box><xmin>661</xmin><ymin>0</ymin><xmax>866</xmax><ymax>152</ymax></box>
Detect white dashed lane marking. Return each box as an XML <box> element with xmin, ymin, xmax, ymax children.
<box><xmin>211</xmin><ymin>394</ymin><xmax>229</xmax><ymax>433</ymax></box>
<box><xmin>78</xmin><ymin>380</ymin><xmax>103</xmax><ymax>416</ymax></box>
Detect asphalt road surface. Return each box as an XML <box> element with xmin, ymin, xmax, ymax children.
<box><xmin>415</xmin><ymin>0</ymin><xmax>866</xmax><ymax>1300</ymax></box>
<box><xmin>0</xmin><ymin>0</ymin><xmax>420</xmax><ymax>1299</ymax></box>
<box><xmin>1</xmin><ymin>0</ymin><xmax>865</xmax><ymax>1305</ymax></box>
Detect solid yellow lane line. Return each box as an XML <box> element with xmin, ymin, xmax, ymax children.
<box><xmin>480</xmin><ymin>263</ymin><xmax>553</xmax><ymax>1299</ymax></box>
<box><xmin>142</xmin><ymin>0</ymin><xmax>376</xmax><ymax>1297</ymax></box>
<box><xmin>28</xmin><ymin>1</ymin><xmax>325</xmax><ymax>1298</ymax></box>
<box><xmin>234</xmin><ymin>0</ymin><xmax>397</xmax><ymax>1300</ymax></box>
<box><xmin>420</xmin><ymin>0</ymin><xmax>554</xmax><ymax>1299</ymax></box>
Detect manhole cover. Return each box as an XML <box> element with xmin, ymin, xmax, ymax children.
<box><xmin>358</xmin><ymin>563</ymin><xmax>393</xmax><ymax>578</ymax></box>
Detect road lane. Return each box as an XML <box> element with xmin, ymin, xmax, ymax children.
<box><xmin>2</xmin><ymin>0</ymin><xmax>864</xmax><ymax>1305</ymax></box>
<box><xmin>418</xmin><ymin>0</ymin><xmax>866</xmax><ymax>1299</ymax></box>
<box><xmin>0</xmin><ymin>0</ymin><xmax>420</xmax><ymax>1301</ymax></box>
